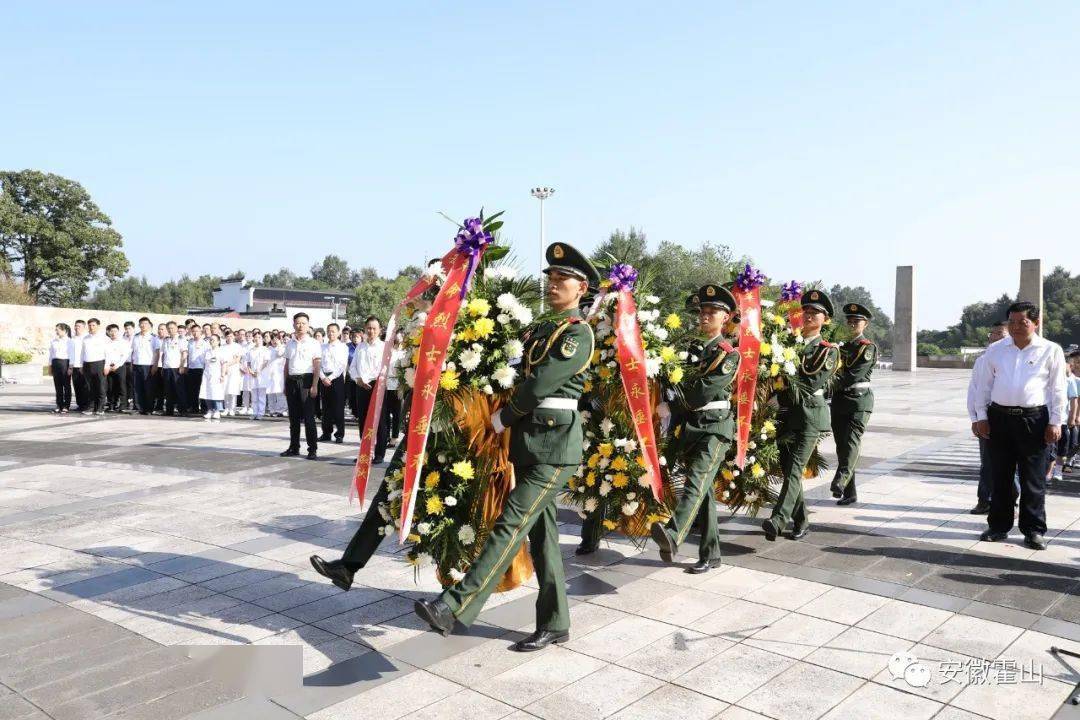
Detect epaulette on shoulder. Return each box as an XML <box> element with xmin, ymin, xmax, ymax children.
<box><xmin>857</xmin><ymin>338</ymin><xmax>873</xmax><ymax>345</ymax></box>
<box><xmin>566</xmin><ymin>317</ymin><xmax>582</xmax><ymax>324</ymax></box>
<box><xmin>719</xmin><ymin>341</ymin><xmax>734</xmax><ymax>353</ymax></box>
<box><xmin>820</xmin><ymin>340</ymin><xmax>836</xmax><ymax>348</ymax></box>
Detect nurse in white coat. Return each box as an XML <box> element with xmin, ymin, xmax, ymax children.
<box><xmin>265</xmin><ymin>335</ymin><xmax>287</xmax><ymax>416</ymax></box>
<box><xmin>200</xmin><ymin>334</ymin><xmax>227</xmax><ymax>420</ymax></box>
<box><xmin>222</xmin><ymin>331</ymin><xmax>244</xmax><ymax>416</ymax></box>
<box><xmin>247</xmin><ymin>334</ymin><xmax>272</xmax><ymax>419</ymax></box>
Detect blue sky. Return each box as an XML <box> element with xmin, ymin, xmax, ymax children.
<box><xmin>5</xmin><ymin>2</ymin><xmax>1079</xmax><ymax>329</ymax></box>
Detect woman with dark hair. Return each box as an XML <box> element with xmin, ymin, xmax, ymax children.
<box><xmin>49</xmin><ymin>323</ymin><xmax>73</xmax><ymax>413</ymax></box>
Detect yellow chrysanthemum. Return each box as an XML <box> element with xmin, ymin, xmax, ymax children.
<box><xmin>611</xmin><ymin>473</ymin><xmax>629</xmax><ymax>488</ymax></box>
<box><xmin>773</xmin><ymin>378</ymin><xmax>785</xmax><ymax>390</ymax></box>
<box><xmin>664</xmin><ymin>313</ymin><xmax>682</xmax><ymax>330</ymax></box>
<box><xmin>721</xmin><ymin>469</ymin><xmax>735</xmax><ymax>481</ymax></box>
<box><xmin>668</xmin><ymin>367</ymin><xmax>684</xmax><ymax>384</ymax></box>
<box><xmin>451</xmin><ymin>460</ymin><xmax>474</xmax><ymax>480</ymax></box>
<box><xmin>440</xmin><ymin>369</ymin><xmax>460</xmax><ymax>390</ymax></box>
<box><xmin>636</xmin><ymin>455</ymin><xmax>648</xmax><ymax>468</ymax></box>
<box><xmin>582</xmin><ymin>379</ymin><xmax>593</xmax><ymax>393</ymax></box>
<box><xmin>604</xmin><ymin>335</ymin><xmax>615</xmax><ymax>347</ymax></box>
<box><xmin>772</xmin><ymin>313</ymin><xmax>785</xmax><ymax>325</ymax></box>
<box><xmin>585</xmin><ymin>471</ymin><xmax>597</xmax><ymax>487</ymax></box>
<box><xmin>752</xmin><ymin>463</ymin><xmax>765</xmax><ymax>478</ymax></box>
<box><xmin>411</xmin><ymin>349</ymin><xmax>420</xmax><ymax>365</ymax></box>
<box><xmin>472</xmin><ymin>317</ymin><xmax>495</xmax><ymax>339</ymax></box>
<box><xmin>782</xmin><ymin>347</ymin><xmax>797</xmax><ymax>361</ymax></box>
<box><xmin>759</xmin><ymin>342</ymin><xmax>772</xmax><ymax>357</ymax></box>
<box><xmin>598</xmin><ymin>443</ymin><xmax>614</xmax><ymax>458</ymax></box>
<box><xmin>424</xmin><ymin>471</ymin><xmax>440</xmax><ymax>490</ymax></box>
<box><xmin>769</xmin><ymin>363</ymin><xmax>780</xmax><ymax>377</ymax></box>
<box><xmin>466</xmin><ymin>298</ymin><xmax>491</xmax><ymax>317</ymax></box>
<box><xmin>426</xmin><ymin>496</ymin><xmax>444</xmax><ymax>515</ymax></box>
<box><xmin>457</xmin><ymin>327</ymin><xmax>476</xmax><ymax>343</ymax></box>
<box><xmin>660</xmin><ymin>346</ymin><xmax>676</xmax><ymax>363</ymax></box>
<box><xmin>591</xmin><ymin>349</ymin><xmax>601</xmax><ymax>365</ymax></box>
<box><xmin>610</xmin><ymin>456</ymin><xmax>628</xmax><ymax>471</ymax></box>
<box><xmin>646</xmin><ymin>513</ymin><xmax>665</xmax><ymax>526</ymax></box>
<box><xmin>407</xmin><ymin>533</ymin><xmax>421</xmax><ymax>543</ymax></box>
<box><xmin>587</xmin><ymin>453</ymin><xmax>600</xmax><ymax>469</ymax></box>
<box><xmin>602</xmin><ymin>519</ymin><xmax>618</xmax><ymax>530</ymax></box>
<box><xmin>568</xmin><ymin>478</ymin><xmax>578</xmax><ymax>491</ymax></box>
<box><xmin>598</xmin><ymin>366</ymin><xmax>613</xmax><ymax>380</ymax></box>
<box><xmin>762</xmin><ymin>420</ymin><xmax>776</xmax><ymax>435</ymax></box>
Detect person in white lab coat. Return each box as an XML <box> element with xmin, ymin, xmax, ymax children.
<box><xmin>221</xmin><ymin>330</ymin><xmax>244</xmax><ymax>416</ymax></box>
<box><xmin>200</xmin><ymin>334</ymin><xmax>227</xmax><ymax>420</ymax></box>
<box><xmin>246</xmin><ymin>333</ymin><xmax>272</xmax><ymax>420</ymax></box>
<box><xmin>265</xmin><ymin>335</ymin><xmax>287</xmax><ymax>417</ymax></box>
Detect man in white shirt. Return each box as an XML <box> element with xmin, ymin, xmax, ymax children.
<box><xmin>104</xmin><ymin>323</ymin><xmax>131</xmax><ymax>413</ymax></box>
<box><xmin>159</xmin><ymin>321</ymin><xmax>188</xmax><ymax>416</ymax></box>
<box><xmin>384</xmin><ymin>331</ymin><xmax>406</xmax><ymax>446</ymax></box>
<box><xmin>81</xmin><ymin>318</ymin><xmax>108</xmax><ymax>415</ymax></box>
<box><xmin>122</xmin><ymin>321</ymin><xmax>136</xmax><ymax>411</ymax></box>
<box><xmin>131</xmin><ymin>316</ymin><xmax>161</xmax><ymax>416</ymax></box>
<box><xmin>186</xmin><ymin>324</ymin><xmax>209</xmax><ymax>415</ymax></box>
<box><xmin>348</xmin><ymin>315</ymin><xmax>389</xmax><ymax>463</ymax></box>
<box><xmin>971</xmin><ymin>302</ymin><xmax>1068</xmax><ymax>550</ymax></box>
<box><xmin>281</xmin><ymin>312</ymin><xmax>323</xmax><ymax>459</ymax></box>
<box><xmin>318</xmin><ymin>323</ymin><xmax>350</xmax><ymax>444</ymax></box>
<box><xmin>966</xmin><ymin>321</ymin><xmax>1007</xmax><ymax>514</ymax></box>
<box><xmin>68</xmin><ymin>319</ymin><xmax>88</xmax><ymax>412</ymax></box>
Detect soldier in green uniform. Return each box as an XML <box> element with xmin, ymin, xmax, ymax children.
<box><xmin>762</xmin><ymin>289</ymin><xmax>839</xmax><ymax>541</ymax></box>
<box><xmin>415</xmin><ymin>242</ymin><xmax>597</xmax><ymax>652</ymax></box>
<box><xmin>651</xmin><ymin>284</ymin><xmax>740</xmax><ymax>573</ymax></box>
<box><xmin>830</xmin><ymin>303</ymin><xmax>876</xmax><ymax>506</ymax></box>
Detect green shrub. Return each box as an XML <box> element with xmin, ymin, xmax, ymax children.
<box><xmin>0</xmin><ymin>349</ymin><xmax>33</xmax><ymax>364</ymax></box>
<box><xmin>917</xmin><ymin>343</ymin><xmax>942</xmax><ymax>356</ymax></box>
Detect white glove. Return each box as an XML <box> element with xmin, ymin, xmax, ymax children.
<box><xmin>491</xmin><ymin>411</ymin><xmax>506</xmax><ymax>434</ymax></box>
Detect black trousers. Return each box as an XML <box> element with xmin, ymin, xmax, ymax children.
<box><xmin>345</xmin><ymin>377</ymin><xmax>359</xmax><ymax>417</ymax></box>
<box><xmin>384</xmin><ymin>389</ymin><xmax>402</xmax><ymax>439</ymax></box>
<box><xmin>106</xmin><ymin>364</ymin><xmax>128</xmax><ymax>410</ymax></box>
<box><xmin>132</xmin><ymin>365</ymin><xmax>155</xmax><ymax>413</ymax></box>
<box><xmin>151</xmin><ymin>368</ymin><xmax>165</xmax><ymax>412</ymax></box>
<box><xmin>162</xmin><ymin>368</ymin><xmax>186</xmax><ymax>414</ymax></box>
<box><xmin>987</xmin><ymin>404</ymin><xmax>1049</xmax><ymax>536</ymax></box>
<box><xmin>320</xmin><ymin>375</ymin><xmax>346</xmax><ymax>441</ymax></box>
<box><xmin>356</xmin><ymin>384</ymin><xmax>389</xmax><ymax>462</ymax></box>
<box><xmin>51</xmin><ymin>359</ymin><xmax>71</xmax><ymax>410</ymax></box>
<box><xmin>342</xmin><ymin>440</ymin><xmax>408</xmax><ymax>570</ymax></box>
<box><xmin>71</xmin><ymin>366</ymin><xmax>89</xmax><ymax>410</ymax></box>
<box><xmin>124</xmin><ymin>363</ymin><xmax>134</xmax><ymax>408</ymax></box>
<box><xmin>83</xmin><ymin>360</ymin><xmax>106</xmax><ymax>412</ymax></box>
<box><xmin>286</xmin><ymin>374</ymin><xmax>318</xmax><ymax>454</ymax></box>
<box><xmin>186</xmin><ymin>368</ymin><xmax>204</xmax><ymax>412</ymax></box>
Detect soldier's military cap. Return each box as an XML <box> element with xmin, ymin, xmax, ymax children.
<box><xmin>801</xmin><ymin>289</ymin><xmax>834</xmax><ymax>316</ymax></box>
<box><xmin>543</xmin><ymin>243</ymin><xmax>600</xmax><ymax>288</ymax></box>
<box><xmin>694</xmin><ymin>284</ymin><xmax>737</xmax><ymax>313</ymax></box>
<box><xmin>685</xmin><ymin>292</ymin><xmax>700</xmax><ymax>310</ymax></box>
<box><xmin>842</xmin><ymin>302</ymin><xmax>873</xmax><ymax>320</ymax></box>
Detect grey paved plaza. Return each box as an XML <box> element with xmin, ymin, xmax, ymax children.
<box><xmin>1</xmin><ymin>369</ymin><xmax>1079</xmax><ymax>720</ymax></box>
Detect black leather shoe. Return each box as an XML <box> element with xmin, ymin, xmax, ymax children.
<box><xmin>574</xmin><ymin>542</ymin><xmax>598</xmax><ymax>556</ymax></box>
<box><xmin>309</xmin><ymin>555</ymin><xmax>354</xmax><ymax>591</ymax></box>
<box><xmin>980</xmin><ymin>529</ymin><xmax>1008</xmax><ymax>542</ymax></box>
<box><xmin>318</xmin><ymin>434</ymin><xmax>332</xmax><ymax>442</ymax></box>
<box><xmin>761</xmin><ymin>518</ymin><xmax>779</xmax><ymax>541</ymax></box>
<box><xmin>837</xmin><ymin>495</ymin><xmax>858</xmax><ymax>506</ymax></box>
<box><xmin>788</xmin><ymin>523</ymin><xmax>810</xmax><ymax>540</ymax></box>
<box><xmin>1024</xmin><ymin>533</ymin><xmax>1048</xmax><ymax>550</ymax></box>
<box><xmin>414</xmin><ymin>598</ymin><xmax>455</xmax><ymax>637</ymax></box>
<box><xmin>306</xmin><ymin>451</ymin><xmax>318</xmax><ymax>461</ymax></box>
<box><xmin>829</xmin><ymin>479</ymin><xmax>842</xmax><ymax>499</ymax></box>
<box><xmin>650</xmin><ymin>522</ymin><xmax>675</xmax><ymax>563</ymax></box>
<box><xmin>687</xmin><ymin>558</ymin><xmax>722</xmax><ymax>574</ymax></box>
<box><xmin>280</xmin><ymin>449</ymin><xmax>300</xmax><ymax>457</ymax></box>
<box><xmin>969</xmin><ymin>503</ymin><xmax>991</xmax><ymax>515</ymax></box>
<box><xmin>334</xmin><ymin>437</ymin><xmax>344</xmax><ymax>444</ymax></box>
<box><xmin>512</xmin><ymin>629</ymin><xmax>569</xmax><ymax>652</ymax></box>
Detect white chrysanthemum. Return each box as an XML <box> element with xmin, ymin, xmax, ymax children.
<box><xmin>496</xmin><ymin>292</ymin><xmax>519</xmax><ymax>312</ymax></box>
<box><xmin>783</xmin><ymin>361</ymin><xmax>797</xmax><ymax>375</ymax></box>
<box><xmin>496</xmin><ymin>313</ymin><xmax>511</xmax><ymax>325</ymax></box>
<box><xmin>444</xmin><ymin>496</ymin><xmax>458</xmax><ymax>507</ymax></box>
<box><xmin>745</xmin><ymin>491</ymin><xmax>759</xmax><ymax>503</ymax></box>
<box><xmin>659</xmin><ymin>456</ymin><xmax>667</xmax><ymax>467</ymax></box>
<box><xmin>645</xmin><ymin>295</ymin><xmax>659</xmax><ymax>304</ymax></box>
<box><xmin>417</xmin><ymin>522</ymin><xmax>432</xmax><ymax>535</ymax></box>
<box><xmin>422</xmin><ymin>262</ymin><xmax>447</xmax><ymax>284</ymax></box>
<box><xmin>458</xmin><ymin>348</ymin><xmax>482</xmax><ymax>372</ymax></box>
<box><xmin>626</xmin><ymin>492</ymin><xmax>636</xmax><ymax>500</ymax></box>
<box><xmin>599</xmin><ymin>457</ymin><xmax>610</xmax><ymax>470</ymax></box>
<box><xmin>485</xmin><ymin>265</ymin><xmax>517</xmax><ymax>281</ymax></box>
<box><xmin>378</xmin><ymin>505</ymin><xmax>391</xmax><ymax>521</ymax></box>
<box><xmin>510</xmin><ymin>304</ymin><xmax>533</xmax><ymax>325</ymax></box>
<box><xmin>645</xmin><ymin>357</ymin><xmax>662</xmax><ymax>378</ymax></box>
<box><xmin>404</xmin><ymin>367</ymin><xmax>416</xmax><ymax>388</ymax></box>
<box><xmin>621</xmin><ymin>501</ymin><xmax>639</xmax><ymax>516</ymax></box>
<box><xmin>382</xmin><ymin>524</ymin><xmax>394</xmax><ymax>536</ymax></box>
<box><xmin>504</xmin><ymin>339</ymin><xmax>524</xmax><ymax>360</ymax></box>
<box><xmin>595</xmin><ymin>321</ymin><xmax>612</xmax><ymax>339</ymax></box>
<box><xmin>437</xmin><ymin>453</ymin><xmax>447</xmax><ymax>463</ymax></box>
<box><xmin>584</xmin><ymin>497</ymin><xmax>598</xmax><ymax>512</ymax></box>
<box><xmin>600</xmin><ymin>418</ymin><xmax>615</xmax><ymax>437</ymax></box>
<box><xmin>483</xmin><ymin>384</ymin><xmax>494</xmax><ymax>395</ymax></box>
<box><xmin>678</xmin><ymin>350</ymin><xmax>689</xmax><ymax>360</ymax></box>
<box><xmin>652</xmin><ymin>326</ymin><xmax>669</xmax><ymax>342</ymax></box>
<box><xmin>599</xmin><ymin>480</ymin><xmax>612</xmax><ymax>497</ymax></box>
<box><xmin>415</xmin><ymin>552</ymin><xmax>432</xmax><ymax>566</ymax></box>
<box><xmin>625</xmin><ymin>439</ymin><xmax>638</xmax><ymax>452</ymax></box>
<box><xmin>637</xmin><ymin>474</ymin><xmax>651</xmax><ymax>488</ymax></box>
<box><xmin>388</xmin><ymin>489</ymin><xmax>402</xmax><ymax>501</ymax></box>
<box><xmin>458</xmin><ymin>524</ymin><xmax>476</xmax><ymax>545</ymax></box>
<box><xmin>448</xmin><ymin>567</ymin><xmax>466</xmax><ymax>582</ymax></box>
<box><xmin>721</xmin><ymin>491</ymin><xmax>730</xmax><ymax>500</ymax></box>
<box><xmin>492</xmin><ymin>365</ymin><xmax>517</xmax><ymax>389</ymax></box>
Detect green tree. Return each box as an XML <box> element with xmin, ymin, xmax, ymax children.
<box><xmin>825</xmin><ymin>284</ymin><xmax>894</xmax><ymax>353</ymax></box>
<box><xmin>89</xmin><ymin>274</ymin><xmax>220</xmax><ymax>313</ymax></box>
<box><xmin>310</xmin><ymin>254</ymin><xmax>356</xmax><ymax>289</ymax></box>
<box><xmin>0</xmin><ymin>170</ymin><xmax>129</xmax><ymax>305</ymax></box>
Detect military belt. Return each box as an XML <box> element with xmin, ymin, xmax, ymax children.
<box><xmin>696</xmin><ymin>400</ymin><xmax>731</xmax><ymax>411</ymax></box>
<box><xmin>537</xmin><ymin>397</ymin><xmax>578</xmax><ymax>410</ymax></box>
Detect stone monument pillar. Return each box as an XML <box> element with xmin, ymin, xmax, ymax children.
<box><xmin>893</xmin><ymin>265</ymin><xmax>916</xmax><ymax>371</ymax></box>
<box><xmin>1018</xmin><ymin>258</ymin><xmax>1044</xmax><ymax>328</ymax></box>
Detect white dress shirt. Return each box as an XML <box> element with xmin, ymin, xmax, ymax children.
<box><xmin>320</xmin><ymin>340</ymin><xmax>349</xmax><ymax>381</ymax></box>
<box><xmin>972</xmin><ymin>334</ymin><xmax>1068</xmax><ymax>425</ymax></box>
<box><xmin>68</xmin><ymin>335</ymin><xmax>85</xmax><ymax>368</ymax></box>
<box><xmin>131</xmin><ymin>332</ymin><xmax>160</xmax><ymax>366</ymax></box>
<box><xmin>160</xmin><ymin>336</ymin><xmax>187</xmax><ymax>369</ymax></box>
<box><xmin>966</xmin><ymin>353</ymin><xmax>989</xmax><ymax>421</ymax></box>
<box><xmin>105</xmin><ymin>337</ymin><xmax>131</xmax><ymax>368</ymax></box>
<box><xmin>49</xmin><ymin>337</ymin><xmax>70</xmax><ymax>361</ymax></box>
<box><xmin>187</xmin><ymin>338</ymin><xmax>209</xmax><ymax>369</ymax></box>
<box><xmin>349</xmin><ymin>339</ymin><xmax>385</xmax><ymax>385</ymax></box>
<box><xmin>285</xmin><ymin>335</ymin><xmax>322</xmax><ymax>375</ymax></box>
<box><xmin>386</xmin><ymin>348</ymin><xmax>405</xmax><ymax>391</ymax></box>
<box><xmin>81</xmin><ymin>332</ymin><xmax>107</xmax><ymax>363</ymax></box>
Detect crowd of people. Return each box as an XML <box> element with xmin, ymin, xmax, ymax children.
<box><xmin>45</xmin><ymin>314</ymin><xmax>406</xmax><ymax>461</ymax></box>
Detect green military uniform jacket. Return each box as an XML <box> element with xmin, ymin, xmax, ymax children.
<box><xmin>832</xmin><ymin>335</ymin><xmax>876</xmax><ymax>414</ymax></box>
<box><xmin>778</xmin><ymin>335</ymin><xmax>839</xmax><ymax>432</ymax></box>
<box><xmin>673</xmin><ymin>334</ymin><xmax>740</xmax><ymax>442</ymax></box>
<box><xmin>498</xmin><ymin>308</ymin><xmax>594</xmax><ymax>466</ymax></box>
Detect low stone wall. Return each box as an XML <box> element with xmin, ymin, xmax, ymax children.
<box><xmin>0</xmin><ymin>303</ymin><xmax>292</xmax><ymax>373</ymax></box>
<box><xmin>917</xmin><ymin>354</ymin><xmax>977</xmax><ymax>369</ymax></box>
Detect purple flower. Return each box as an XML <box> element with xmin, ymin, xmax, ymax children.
<box><xmin>608</xmin><ymin>263</ymin><xmax>638</xmax><ymax>292</ymax></box>
<box><xmin>453</xmin><ymin>216</ymin><xmax>494</xmax><ymax>298</ymax></box>
<box><xmin>780</xmin><ymin>280</ymin><xmax>802</xmax><ymax>302</ymax></box>
<box><xmin>734</xmin><ymin>264</ymin><xmax>767</xmax><ymax>292</ymax></box>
